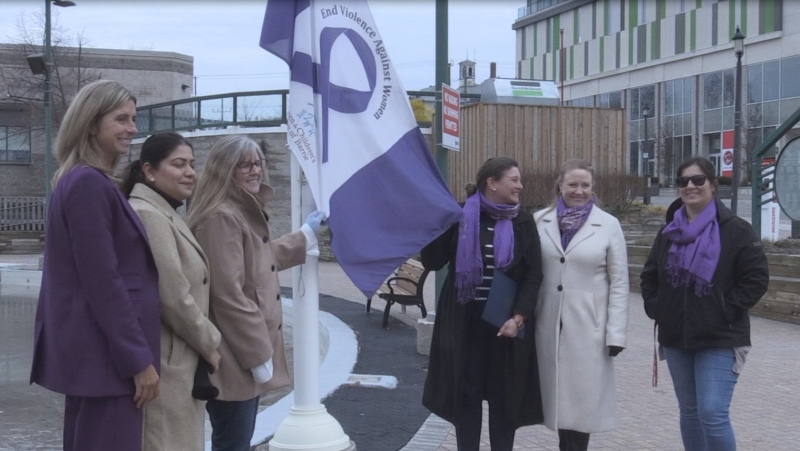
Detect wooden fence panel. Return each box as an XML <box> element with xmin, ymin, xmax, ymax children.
<box><xmin>450</xmin><ymin>104</ymin><xmax>627</xmax><ymax>205</ymax></box>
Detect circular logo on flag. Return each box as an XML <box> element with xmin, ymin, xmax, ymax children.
<box><xmin>723</xmin><ymin>150</ymin><xmax>734</xmax><ymax>165</ymax></box>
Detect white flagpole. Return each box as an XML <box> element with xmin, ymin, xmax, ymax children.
<box><xmin>269</xmin><ymin>153</ymin><xmax>351</xmax><ymax>451</ymax></box>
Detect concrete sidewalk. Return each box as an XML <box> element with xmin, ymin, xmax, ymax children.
<box><xmin>2</xmin><ymin>226</ymin><xmax>800</xmax><ymax>450</ymax></box>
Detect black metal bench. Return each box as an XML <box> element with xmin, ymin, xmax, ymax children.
<box><xmin>367</xmin><ymin>259</ymin><xmax>430</xmax><ymax>328</ymax></box>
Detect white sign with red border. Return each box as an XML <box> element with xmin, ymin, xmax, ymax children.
<box><xmin>442</xmin><ymin>84</ymin><xmax>460</xmax><ymax>151</ymax></box>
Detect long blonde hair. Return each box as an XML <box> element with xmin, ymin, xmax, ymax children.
<box><xmin>52</xmin><ymin>80</ymin><xmax>136</xmax><ymax>188</ymax></box>
<box><xmin>187</xmin><ymin>136</ymin><xmax>265</xmax><ymax>230</ymax></box>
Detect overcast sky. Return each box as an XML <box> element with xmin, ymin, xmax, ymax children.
<box><xmin>1</xmin><ymin>0</ymin><xmax>522</xmax><ymax>96</ymax></box>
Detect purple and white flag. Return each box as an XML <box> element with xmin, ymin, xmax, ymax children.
<box><xmin>260</xmin><ymin>0</ymin><xmax>463</xmax><ymax>297</ymax></box>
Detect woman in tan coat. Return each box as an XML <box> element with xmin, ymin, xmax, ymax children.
<box><xmin>187</xmin><ymin>135</ymin><xmax>324</xmax><ymax>451</ymax></box>
<box><xmin>122</xmin><ymin>132</ymin><xmax>222</xmax><ymax>450</ymax></box>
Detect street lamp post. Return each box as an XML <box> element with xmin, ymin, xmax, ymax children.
<box><xmin>642</xmin><ymin>104</ymin><xmax>651</xmax><ymax>205</ymax></box>
<box><xmin>731</xmin><ymin>26</ymin><xmax>745</xmax><ymax>216</ymax></box>
<box><xmin>39</xmin><ymin>0</ymin><xmax>76</xmax><ymax>213</ymax></box>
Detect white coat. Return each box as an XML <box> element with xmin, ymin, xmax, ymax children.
<box><xmin>533</xmin><ymin>205</ymin><xmax>629</xmax><ymax>433</ymax></box>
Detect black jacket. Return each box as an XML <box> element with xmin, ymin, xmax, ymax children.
<box><xmin>420</xmin><ymin>210</ymin><xmax>544</xmax><ymax>428</ymax></box>
<box><xmin>640</xmin><ymin>198</ymin><xmax>769</xmax><ymax>348</ymax></box>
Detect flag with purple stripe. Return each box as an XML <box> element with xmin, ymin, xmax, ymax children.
<box><xmin>260</xmin><ymin>0</ymin><xmax>463</xmax><ymax>297</ymax></box>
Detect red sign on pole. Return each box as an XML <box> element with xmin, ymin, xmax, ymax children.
<box><xmin>442</xmin><ymin>84</ymin><xmax>460</xmax><ymax>151</ymax></box>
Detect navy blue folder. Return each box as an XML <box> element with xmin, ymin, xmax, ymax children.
<box><xmin>481</xmin><ymin>270</ymin><xmax>524</xmax><ymax>339</ymax></box>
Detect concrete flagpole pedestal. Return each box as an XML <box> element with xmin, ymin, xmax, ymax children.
<box><xmin>269</xmin><ymin>155</ymin><xmax>353</xmax><ymax>451</ymax></box>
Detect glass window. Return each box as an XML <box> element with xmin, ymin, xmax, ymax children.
<box><xmin>723</xmin><ymin>69</ymin><xmax>734</xmax><ymax>107</ymax></box>
<box><xmin>748</xmin><ymin>64</ymin><xmax>763</xmax><ymax>103</ymax></box>
<box><xmin>763</xmin><ymin>61</ymin><xmax>779</xmax><ymax>101</ymax></box>
<box><xmin>703</xmin><ymin>109</ymin><xmax>722</xmax><ymax>132</ymax></box>
<box><xmin>781</xmin><ymin>97</ymin><xmax>800</xmax><ymax>122</ymax></box>
<box><xmin>608</xmin><ymin>91</ymin><xmax>622</xmax><ymax>108</ymax></box>
<box><xmin>704</xmin><ymin>72</ymin><xmax>722</xmax><ymax>109</ymax></box>
<box><xmin>746</xmin><ymin>103</ymin><xmax>763</xmax><ymax>128</ymax></box>
<box><xmin>682</xmin><ymin>77</ymin><xmax>693</xmax><ymax>113</ymax></box>
<box><xmin>666</xmin><ymin>81</ymin><xmax>674</xmax><ymax>116</ymax></box>
<box><xmin>762</xmin><ymin>100</ymin><xmax>779</xmax><ymax>126</ymax></box>
<box><xmin>780</xmin><ymin>56</ymin><xmax>800</xmax><ymax>99</ymax></box>
<box><xmin>0</xmin><ymin>126</ymin><xmax>31</xmax><ymax>163</ymax></box>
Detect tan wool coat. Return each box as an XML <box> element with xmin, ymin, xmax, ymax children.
<box><xmin>193</xmin><ymin>184</ymin><xmax>306</xmax><ymax>402</ymax></box>
<box><xmin>533</xmin><ymin>205</ymin><xmax>629</xmax><ymax>433</ymax></box>
<box><xmin>129</xmin><ymin>183</ymin><xmax>221</xmax><ymax>451</ymax></box>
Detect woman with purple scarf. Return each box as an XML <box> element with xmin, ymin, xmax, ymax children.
<box><xmin>641</xmin><ymin>156</ymin><xmax>769</xmax><ymax>450</ymax></box>
<box><xmin>421</xmin><ymin>157</ymin><xmax>544</xmax><ymax>451</ymax></box>
<box><xmin>534</xmin><ymin>159</ymin><xmax>629</xmax><ymax>451</ymax></box>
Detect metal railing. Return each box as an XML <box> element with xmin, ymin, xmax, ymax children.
<box><xmin>135</xmin><ymin>89</ymin><xmax>481</xmax><ymax>137</ymax></box>
<box><xmin>0</xmin><ymin>197</ymin><xmax>45</xmax><ymax>232</ymax></box>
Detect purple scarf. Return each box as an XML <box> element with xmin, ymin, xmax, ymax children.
<box><xmin>557</xmin><ymin>196</ymin><xmax>594</xmax><ymax>250</ymax></box>
<box><xmin>661</xmin><ymin>200</ymin><xmax>720</xmax><ymax>296</ymax></box>
<box><xmin>454</xmin><ymin>192</ymin><xmax>519</xmax><ymax>304</ymax></box>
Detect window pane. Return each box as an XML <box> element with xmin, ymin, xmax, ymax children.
<box><xmin>683</xmin><ymin>77</ymin><xmax>693</xmax><ymax>113</ymax></box>
<box><xmin>723</xmin><ymin>69</ymin><xmax>734</xmax><ymax>107</ymax></box>
<box><xmin>666</xmin><ymin>81</ymin><xmax>674</xmax><ymax>115</ymax></box>
<box><xmin>781</xmin><ymin>56</ymin><xmax>800</xmax><ymax>99</ymax></box>
<box><xmin>704</xmin><ymin>108</ymin><xmax>722</xmax><ymax>132</ymax></box>
<box><xmin>747</xmin><ymin>64</ymin><xmax>763</xmax><ymax>103</ymax></box>
<box><xmin>746</xmin><ymin>103</ymin><xmax>763</xmax><ymax>128</ymax></box>
<box><xmin>762</xmin><ymin>100</ymin><xmax>779</xmax><ymax>125</ymax></box>
<box><xmin>630</xmin><ymin>89</ymin><xmax>640</xmax><ymax>119</ymax></box>
<box><xmin>780</xmin><ymin>97</ymin><xmax>800</xmax><ymax>123</ymax></box>
<box><xmin>643</xmin><ymin>85</ymin><xmax>656</xmax><ymax>111</ymax></box>
<box><xmin>609</xmin><ymin>91</ymin><xmax>622</xmax><ymax>108</ymax></box>
<box><xmin>722</xmin><ymin>106</ymin><xmax>733</xmax><ymax>130</ymax></box>
<box><xmin>764</xmin><ymin>61</ymin><xmax>779</xmax><ymax>101</ymax></box>
<box><xmin>681</xmin><ymin>113</ymin><xmax>692</xmax><ymax>136</ymax></box>
<box><xmin>704</xmin><ymin>72</ymin><xmax>722</xmax><ymax>109</ymax></box>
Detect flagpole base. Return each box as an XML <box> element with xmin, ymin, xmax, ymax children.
<box><xmin>268</xmin><ymin>405</ymin><xmax>355</xmax><ymax>451</ymax></box>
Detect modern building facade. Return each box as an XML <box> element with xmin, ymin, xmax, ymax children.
<box><xmin>514</xmin><ymin>0</ymin><xmax>798</xmax><ymax>186</ymax></box>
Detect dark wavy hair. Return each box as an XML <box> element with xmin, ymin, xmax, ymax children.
<box><xmin>465</xmin><ymin>157</ymin><xmax>519</xmax><ymax>197</ymax></box>
<box><xmin>120</xmin><ymin>132</ymin><xmax>193</xmax><ymax>197</ymax></box>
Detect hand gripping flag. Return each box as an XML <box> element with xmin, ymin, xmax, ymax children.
<box><xmin>260</xmin><ymin>0</ymin><xmax>463</xmax><ymax>298</ymax></box>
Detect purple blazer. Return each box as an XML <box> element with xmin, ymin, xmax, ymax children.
<box><xmin>30</xmin><ymin>166</ymin><xmax>160</xmax><ymax>397</ymax></box>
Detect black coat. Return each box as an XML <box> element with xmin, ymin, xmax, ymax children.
<box><xmin>420</xmin><ymin>210</ymin><xmax>544</xmax><ymax>428</ymax></box>
<box><xmin>640</xmin><ymin>198</ymin><xmax>769</xmax><ymax>348</ymax></box>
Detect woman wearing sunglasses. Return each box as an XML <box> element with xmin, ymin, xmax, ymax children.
<box><xmin>640</xmin><ymin>156</ymin><xmax>769</xmax><ymax>450</ymax></box>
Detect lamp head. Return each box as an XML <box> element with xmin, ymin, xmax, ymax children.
<box><xmin>26</xmin><ymin>53</ymin><xmax>48</xmax><ymax>75</ymax></box>
<box><xmin>642</xmin><ymin>105</ymin><xmax>651</xmax><ymax>118</ymax></box>
<box><xmin>732</xmin><ymin>26</ymin><xmax>745</xmax><ymax>57</ymax></box>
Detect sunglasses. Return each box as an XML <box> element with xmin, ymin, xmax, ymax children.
<box><xmin>676</xmin><ymin>175</ymin><xmax>708</xmax><ymax>188</ymax></box>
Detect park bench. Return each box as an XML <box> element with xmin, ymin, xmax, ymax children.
<box><xmin>367</xmin><ymin>258</ymin><xmax>430</xmax><ymax>328</ymax></box>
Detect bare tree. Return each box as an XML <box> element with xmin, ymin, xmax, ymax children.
<box><xmin>0</xmin><ymin>8</ymin><xmax>101</xmax><ymax>128</ymax></box>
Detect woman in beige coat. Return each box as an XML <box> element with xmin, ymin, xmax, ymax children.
<box><xmin>533</xmin><ymin>159</ymin><xmax>629</xmax><ymax>451</ymax></box>
<box><xmin>122</xmin><ymin>132</ymin><xmax>222</xmax><ymax>450</ymax></box>
<box><xmin>187</xmin><ymin>135</ymin><xmax>324</xmax><ymax>451</ymax></box>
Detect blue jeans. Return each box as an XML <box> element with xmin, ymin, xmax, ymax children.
<box><xmin>663</xmin><ymin>347</ymin><xmax>739</xmax><ymax>451</ymax></box>
<box><xmin>206</xmin><ymin>396</ymin><xmax>260</xmax><ymax>451</ymax></box>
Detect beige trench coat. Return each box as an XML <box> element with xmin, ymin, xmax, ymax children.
<box><xmin>129</xmin><ymin>183</ymin><xmax>221</xmax><ymax>451</ymax></box>
<box><xmin>193</xmin><ymin>184</ymin><xmax>306</xmax><ymax>402</ymax></box>
<box><xmin>533</xmin><ymin>205</ymin><xmax>629</xmax><ymax>433</ymax></box>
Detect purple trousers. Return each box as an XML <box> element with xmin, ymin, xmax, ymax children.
<box><xmin>64</xmin><ymin>395</ymin><xmax>142</xmax><ymax>451</ymax></box>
